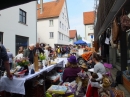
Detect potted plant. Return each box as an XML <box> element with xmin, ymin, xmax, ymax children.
<box><xmin>15</xmin><ymin>57</ymin><xmax>30</xmax><ymax>75</ymax></box>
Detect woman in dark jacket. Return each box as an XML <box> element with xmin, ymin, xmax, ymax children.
<box><xmin>63</xmin><ymin>55</ymin><xmax>81</xmax><ymax>82</ymax></box>
<box><xmin>33</xmin><ymin>43</ymin><xmax>44</xmax><ymax>55</ymax></box>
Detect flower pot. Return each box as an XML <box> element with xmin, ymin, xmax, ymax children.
<box><xmin>24</xmin><ymin>65</ymin><xmax>29</xmax><ymax>75</ymax></box>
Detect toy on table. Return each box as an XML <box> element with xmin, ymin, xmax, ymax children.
<box><xmin>99</xmin><ymin>75</ymin><xmax>112</xmax><ymax>97</ymax></box>
<box><xmin>76</xmin><ymin>63</ymin><xmax>89</xmax><ymax>95</ymax></box>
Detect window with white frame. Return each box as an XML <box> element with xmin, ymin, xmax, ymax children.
<box><xmin>62</xmin><ymin>24</ymin><xmax>64</xmax><ymax>29</ymax></box>
<box><xmin>64</xmin><ymin>8</ymin><xmax>66</xmax><ymax>13</ymax></box>
<box><xmin>60</xmin><ymin>21</ymin><xmax>61</xmax><ymax>28</ymax></box>
<box><xmin>49</xmin><ymin>20</ymin><xmax>53</xmax><ymax>26</ymax></box>
<box><xmin>49</xmin><ymin>32</ymin><xmax>54</xmax><ymax>38</ymax></box>
<box><xmin>65</xmin><ymin>16</ymin><xmax>66</xmax><ymax>21</ymax></box>
<box><xmin>62</xmin><ymin>34</ymin><xmax>63</xmax><ymax>40</ymax></box>
<box><xmin>65</xmin><ymin>26</ymin><xmax>66</xmax><ymax>31</ymax></box>
<box><xmin>59</xmin><ymin>32</ymin><xmax>61</xmax><ymax>40</ymax></box>
<box><xmin>62</xmin><ymin>12</ymin><xmax>64</xmax><ymax>19</ymax></box>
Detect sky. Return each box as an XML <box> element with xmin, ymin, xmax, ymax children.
<box><xmin>41</xmin><ymin>0</ymin><xmax>94</xmax><ymax>38</ymax></box>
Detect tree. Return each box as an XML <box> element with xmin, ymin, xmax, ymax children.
<box><xmin>77</xmin><ymin>35</ymin><xmax>82</xmax><ymax>40</ymax></box>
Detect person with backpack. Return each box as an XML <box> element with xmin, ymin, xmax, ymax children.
<box><xmin>0</xmin><ymin>44</ymin><xmax>13</xmax><ymax>80</ymax></box>
<box><xmin>56</xmin><ymin>46</ymin><xmax>62</xmax><ymax>57</ymax></box>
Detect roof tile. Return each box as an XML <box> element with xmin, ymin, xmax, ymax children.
<box><xmin>83</xmin><ymin>11</ymin><xmax>95</xmax><ymax>25</ymax></box>
<box><xmin>69</xmin><ymin>30</ymin><xmax>77</xmax><ymax>39</ymax></box>
<box><xmin>37</xmin><ymin>0</ymin><xmax>65</xmax><ymax>19</ymax></box>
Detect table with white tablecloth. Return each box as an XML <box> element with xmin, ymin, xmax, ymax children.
<box><xmin>0</xmin><ymin>58</ymin><xmax>67</xmax><ymax>95</ymax></box>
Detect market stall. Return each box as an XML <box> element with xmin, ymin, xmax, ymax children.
<box><xmin>0</xmin><ymin>58</ymin><xmax>67</xmax><ymax>97</ymax></box>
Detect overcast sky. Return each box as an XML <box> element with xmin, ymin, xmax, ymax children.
<box><xmin>40</xmin><ymin>0</ymin><xmax>94</xmax><ymax>38</ymax></box>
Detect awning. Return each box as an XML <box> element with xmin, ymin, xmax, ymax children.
<box><xmin>95</xmin><ymin>0</ymin><xmax>127</xmax><ymax>40</ymax></box>
<box><xmin>74</xmin><ymin>40</ymin><xmax>87</xmax><ymax>45</ymax></box>
<box><xmin>0</xmin><ymin>0</ymin><xmax>36</xmax><ymax>10</ymax></box>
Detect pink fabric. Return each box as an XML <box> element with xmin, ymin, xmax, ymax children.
<box><xmin>103</xmin><ymin>63</ymin><xmax>112</xmax><ymax>69</ymax></box>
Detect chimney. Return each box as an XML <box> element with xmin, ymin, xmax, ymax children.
<box><xmin>40</xmin><ymin>0</ymin><xmax>43</xmax><ymax>14</ymax></box>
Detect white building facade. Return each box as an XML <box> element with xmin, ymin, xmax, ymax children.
<box><xmin>0</xmin><ymin>1</ymin><xmax>37</xmax><ymax>55</ymax></box>
<box><xmin>83</xmin><ymin>11</ymin><xmax>95</xmax><ymax>47</ymax></box>
<box><xmin>37</xmin><ymin>0</ymin><xmax>70</xmax><ymax>48</ymax></box>
<box><xmin>85</xmin><ymin>24</ymin><xmax>94</xmax><ymax>41</ymax></box>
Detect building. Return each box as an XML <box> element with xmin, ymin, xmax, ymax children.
<box><xmin>37</xmin><ymin>0</ymin><xmax>70</xmax><ymax>48</ymax></box>
<box><xmin>83</xmin><ymin>11</ymin><xmax>95</xmax><ymax>47</ymax></box>
<box><xmin>0</xmin><ymin>1</ymin><xmax>37</xmax><ymax>55</ymax></box>
<box><xmin>94</xmin><ymin>0</ymin><xmax>130</xmax><ymax>94</ymax></box>
<box><xmin>69</xmin><ymin>30</ymin><xmax>77</xmax><ymax>44</ymax></box>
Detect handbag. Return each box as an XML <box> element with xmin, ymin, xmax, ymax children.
<box><xmin>110</xmin><ymin>31</ymin><xmax>117</xmax><ymax>48</ymax></box>
<box><xmin>120</xmin><ymin>9</ymin><xmax>130</xmax><ymax>31</ymax></box>
<box><xmin>112</xmin><ymin>17</ymin><xmax>119</xmax><ymax>44</ymax></box>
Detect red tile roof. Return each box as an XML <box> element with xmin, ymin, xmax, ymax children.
<box><xmin>83</xmin><ymin>11</ymin><xmax>95</xmax><ymax>25</ymax></box>
<box><xmin>69</xmin><ymin>30</ymin><xmax>77</xmax><ymax>39</ymax></box>
<box><xmin>37</xmin><ymin>0</ymin><xmax>65</xmax><ymax>19</ymax></box>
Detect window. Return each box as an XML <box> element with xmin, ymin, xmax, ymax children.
<box><xmin>62</xmin><ymin>24</ymin><xmax>64</xmax><ymax>29</ymax></box>
<box><xmin>60</xmin><ymin>21</ymin><xmax>61</xmax><ymax>28</ymax></box>
<box><xmin>88</xmin><ymin>25</ymin><xmax>94</xmax><ymax>30</ymax></box>
<box><xmin>49</xmin><ymin>20</ymin><xmax>53</xmax><ymax>26</ymax></box>
<box><xmin>65</xmin><ymin>26</ymin><xmax>66</xmax><ymax>31</ymax></box>
<box><xmin>16</xmin><ymin>35</ymin><xmax>28</xmax><ymax>55</ymax></box>
<box><xmin>19</xmin><ymin>9</ymin><xmax>26</xmax><ymax>24</ymax></box>
<box><xmin>0</xmin><ymin>32</ymin><xmax>3</xmax><ymax>44</ymax></box>
<box><xmin>62</xmin><ymin>34</ymin><xmax>63</xmax><ymax>40</ymax></box>
<box><xmin>64</xmin><ymin>8</ymin><xmax>66</xmax><ymax>13</ymax></box>
<box><xmin>65</xmin><ymin>16</ymin><xmax>66</xmax><ymax>21</ymax></box>
<box><xmin>49</xmin><ymin>32</ymin><xmax>54</xmax><ymax>38</ymax></box>
<box><xmin>59</xmin><ymin>32</ymin><xmax>61</xmax><ymax>40</ymax></box>
<box><xmin>62</xmin><ymin>12</ymin><xmax>64</xmax><ymax>19</ymax></box>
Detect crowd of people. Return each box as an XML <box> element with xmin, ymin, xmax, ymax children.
<box><xmin>0</xmin><ymin>42</ymin><xmax>115</xmax><ymax>97</ymax></box>
<box><xmin>63</xmin><ymin>52</ymin><xmax>107</xmax><ymax>97</ymax></box>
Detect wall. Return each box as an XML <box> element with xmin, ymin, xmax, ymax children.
<box><xmin>69</xmin><ymin>37</ymin><xmax>77</xmax><ymax>45</ymax></box>
<box><xmin>85</xmin><ymin>24</ymin><xmax>94</xmax><ymax>47</ymax></box>
<box><xmin>37</xmin><ymin>18</ymin><xmax>58</xmax><ymax>48</ymax></box>
<box><xmin>0</xmin><ymin>1</ymin><xmax>37</xmax><ymax>55</ymax></box>
<box><xmin>58</xmin><ymin>0</ymin><xmax>70</xmax><ymax>45</ymax></box>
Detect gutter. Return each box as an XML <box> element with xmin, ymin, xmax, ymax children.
<box><xmin>95</xmin><ymin>0</ymin><xmax>127</xmax><ymax>40</ymax></box>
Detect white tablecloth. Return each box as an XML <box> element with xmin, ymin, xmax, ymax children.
<box><xmin>57</xmin><ymin>58</ymin><xmax>68</xmax><ymax>67</ymax></box>
<box><xmin>0</xmin><ymin>58</ymin><xmax>67</xmax><ymax>95</ymax></box>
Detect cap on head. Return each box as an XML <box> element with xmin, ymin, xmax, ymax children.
<box><xmin>67</xmin><ymin>55</ymin><xmax>77</xmax><ymax>64</ymax></box>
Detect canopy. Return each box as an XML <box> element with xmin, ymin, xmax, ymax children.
<box><xmin>74</xmin><ymin>40</ymin><xmax>87</xmax><ymax>45</ymax></box>
<box><xmin>0</xmin><ymin>0</ymin><xmax>36</xmax><ymax>10</ymax></box>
